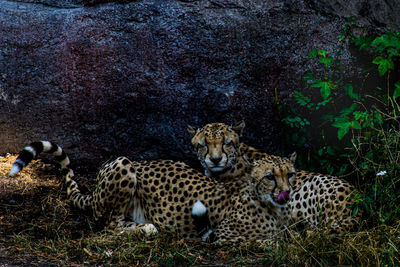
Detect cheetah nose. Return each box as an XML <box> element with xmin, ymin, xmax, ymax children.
<box><xmin>210</xmin><ymin>157</ymin><xmax>222</xmax><ymax>165</ymax></box>
<box><xmin>277</xmin><ymin>191</ymin><xmax>290</xmax><ymax>204</ymax></box>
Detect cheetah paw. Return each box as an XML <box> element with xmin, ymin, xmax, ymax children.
<box><xmin>140</xmin><ymin>224</ymin><xmax>158</xmax><ymax>237</ymax></box>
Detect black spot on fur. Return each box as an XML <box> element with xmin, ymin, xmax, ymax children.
<box><xmin>121</xmin><ymin>180</ymin><xmax>128</xmax><ymax>188</ymax></box>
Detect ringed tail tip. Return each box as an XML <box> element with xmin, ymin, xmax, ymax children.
<box><xmin>9</xmin><ymin>159</ymin><xmax>25</xmax><ymax>176</ymax></box>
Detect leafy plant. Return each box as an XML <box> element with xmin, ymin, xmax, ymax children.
<box><xmin>279</xmin><ymin>26</ymin><xmax>400</xmax><ymax>224</ymax></box>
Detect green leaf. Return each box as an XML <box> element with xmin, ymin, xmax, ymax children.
<box><xmin>352</xmin><ymin>120</ymin><xmax>362</xmax><ymax>130</ymax></box>
<box><xmin>315</xmin><ymin>97</ymin><xmax>332</xmax><ymax>110</ymax></box>
<box><xmin>371</xmin><ymin>33</ymin><xmax>400</xmax><ymax>53</ymax></box>
<box><xmin>317</xmin><ymin>49</ymin><xmax>327</xmax><ymax>57</ymax></box>
<box><xmin>326</xmin><ymin>164</ymin><xmax>335</xmax><ymax>175</ymax></box>
<box><xmin>338</xmin><ymin>126</ymin><xmax>350</xmax><ymax>140</ymax></box>
<box><xmin>359</xmin><ymin>161</ymin><xmax>368</xmax><ymax>169</ymax></box>
<box><xmin>387</xmin><ymin>48</ymin><xmax>400</xmax><ymax>58</ymax></box>
<box><xmin>293</xmin><ymin>91</ymin><xmax>314</xmax><ymax>109</ymax></box>
<box><xmin>308</xmin><ymin>49</ymin><xmax>318</xmax><ymax>59</ymax></box>
<box><xmin>371</xmin><ymin>36</ymin><xmax>388</xmax><ymax>53</ymax></box>
<box><xmin>343</xmin><ymin>84</ymin><xmax>358</xmax><ymax>100</ymax></box>
<box><xmin>311</xmin><ymin>80</ymin><xmax>331</xmax><ymax>99</ymax></box>
<box><xmin>352</xmin><ymin>206</ymin><xmax>359</xmax><ymax>217</ymax></box>
<box><xmin>372</xmin><ymin>56</ymin><xmax>394</xmax><ymax>76</ymax></box>
<box><xmin>353</xmin><ymin>111</ymin><xmax>364</xmax><ymax>120</ymax></box>
<box><xmin>319</xmin><ymin>55</ymin><xmax>333</xmax><ymax>68</ymax></box>
<box><xmin>310</xmin><ymin>79</ymin><xmax>322</xmax><ymax>87</ymax></box>
<box><xmin>353</xmin><ymin>36</ymin><xmax>374</xmax><ymax>50</ymax></box>
<box><xmin>373</xmin><ymin>111</ymin><xmax>384</xmax><ymax>124</ymax></box>
<box><xmin>338</xmin><ymin>164</ymin><xmax>348</xmax><ymax>175</ymax></box>
<box><xmin>283</xmin><ymin>116</ymin><xmax>310</xmax><ymax>128</ymax></box>
<box><xmin>340</xmin><ymin>103</ymin><xmax>358</xmax><ymax>117</ymax></box>
<box><xmin>326</xmin><ymin>146</ymin><xmax>336</xmax><ymax>156</ymax></box>
<box><xmin>332</xmin><ymin>121</ymin><xmax>351</xmax><ymax>140</ymax></box>
<box><xmin>320</xmin><ymin>82</ymin><xmax>331</xmax><ymax>100</ymax></box>
<box><xmin>394</xmin><ymin>81</ymin><xmax>400</xmax><ymax>99</ymax></box>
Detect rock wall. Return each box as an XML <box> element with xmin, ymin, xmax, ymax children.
<box><xmin>1</xmin><ymin>0</ymin><xmax>399</xmax><ymax>172</ymax></box>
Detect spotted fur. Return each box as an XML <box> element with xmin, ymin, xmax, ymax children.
<box><xmin>10</xmin><ymin>141</ymin><xmax>295</xmax><ymax>243</ymax></box>
<box><xmin>189</xmin><ymin>122</ymin><xmax>361</xmax><ymax>233</ymax></box>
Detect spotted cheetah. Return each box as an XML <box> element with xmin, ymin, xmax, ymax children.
<box><xmin>188</xmin><ymin>122</ymin><xmax>361</xmax><ymax>233</ymax></box>
<box><xmin>9</xmin><ymin>141</ymin><xmax>296</xmax><ymax>243</ymax></box>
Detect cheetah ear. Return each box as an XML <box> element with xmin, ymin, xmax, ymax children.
<box><xmin>249</xmin><ymin>159</ymin><xmax>258</xmax><ymax>168</ymax></box>
<box><xmin>232</xmin><ymin>120</ymin><xmax>245</xmax><ymax>136</ymax></box>
<box><xmin>289</xmin><ymin>152</ymin><xmax>297</xmax><ymax>163</ymax></box>
<box><xmin>245</xmin><ymin>156</ymin><xmax>257</xmax><ymax>165</ymax></box>
<box><xmin>187</xmin><ymin>125</ymin><xmax>197</xmax><ymax>138</ymax></box>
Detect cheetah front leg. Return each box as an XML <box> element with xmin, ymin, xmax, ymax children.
<box><xmin>211</xmin><ymin>217</ymin><xmax>282</xmax><ymax>245</ymax></box>
<box><xmin>210</xmin><ymin>219</ymin><xmax>246</xmax><ymax>245</ymax></box>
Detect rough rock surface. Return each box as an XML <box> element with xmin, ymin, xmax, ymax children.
<box><xmin>0</xmin><ymin>0</ymin><xmax>399</xmax><ymax>173</ymax></box>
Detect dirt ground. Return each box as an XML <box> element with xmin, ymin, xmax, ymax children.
<box><xmin>0</xmin><ymin>155</ymin><xmax>94</xmax><ymax>265</ymax></box>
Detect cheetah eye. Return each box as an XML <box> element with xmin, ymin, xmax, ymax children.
<box><xmin>224</xmin><ymin>140</ymin><xmax>233</xmax><ymax>146</ymax></box>
<box><xmin>198</xmin><ymin>142</ymin><xmax>206</xmax><ymax>148</ymax></box>
<box><xmin>264</xmin><ymin>173</ymin><xmax>274</xmax><ymax>180</ymax></box>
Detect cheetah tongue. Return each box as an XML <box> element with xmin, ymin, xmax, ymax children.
<box><xmin>277</xmin><ymin>191</ymin><xmax>290</xmax><ymax>204</ymax></box>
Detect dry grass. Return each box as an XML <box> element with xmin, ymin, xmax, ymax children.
<box><xmin>0</xmin><ymin>155</ymin><xmax>399</xmax><ymax>266</ymax></box>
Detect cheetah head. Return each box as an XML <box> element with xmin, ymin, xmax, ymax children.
<box><xmin>188</xmin><ymin>121</ymin><xmax>245</xmax><ymax>177</ymax></box>
<box><xmin>249</xmin><ymin>153</ymin><xmax>297</xmax><ymax>207</ymax></box>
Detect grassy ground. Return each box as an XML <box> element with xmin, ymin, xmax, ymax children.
<box><xmin>0</xmin><ymin>155</ymin><xmax>399</xmax><ymax>266</ymax></box>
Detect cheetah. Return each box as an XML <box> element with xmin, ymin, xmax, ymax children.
<box><xmin>188</xmin><ymin>122</ymin><xmax>361</xmax><ymax>233</ymax></box>
<box><xmin>187</xmin><ymin>121</ymin><xmax>257</xmax><ymax>181</ymax></box>
<box><xmin>9</xmin><ymin>141</ymin><xmax>296</xmax><ymax>243</ymax></box>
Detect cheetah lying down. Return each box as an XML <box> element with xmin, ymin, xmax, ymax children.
<box><xmin>9</xmin><ymin>141</ymin><xmax>296</xmax><ymax>243</ymax></box>
<box><xmin>189</xmin><ymin>122</ymin><xmax>361</xmax><ymax>233</ymax></box>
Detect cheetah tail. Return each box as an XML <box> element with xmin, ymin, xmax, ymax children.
<box><xmin>191</xmin><ymin>200</ymin><xmax>215</xmax><ymax>242</ymax></box>
<box><xmin>9</xmin><ymin>141</ymin><xmax>92</xmax><ymax>211</ymax></box>
<box><xmin>9</xmin><ymin>141</ymin><xmax>70</xmax><ymax>175</ymax></box>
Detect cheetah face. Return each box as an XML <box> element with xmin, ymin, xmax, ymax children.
<box><xmin>188</xmin><ymin>121</ymin><xmax>245</xmax><ymax>176</ymax></box>
<box><xmin>250</xmin><ymin>153</ymin><xmax>297</xmax><ymax>207</ymax></box>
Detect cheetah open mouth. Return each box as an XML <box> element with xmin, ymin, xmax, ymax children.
<box><xmin>276</xmin><ymin>191</ymin><xmax>290</xmax><ymax>205</ymax></box>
